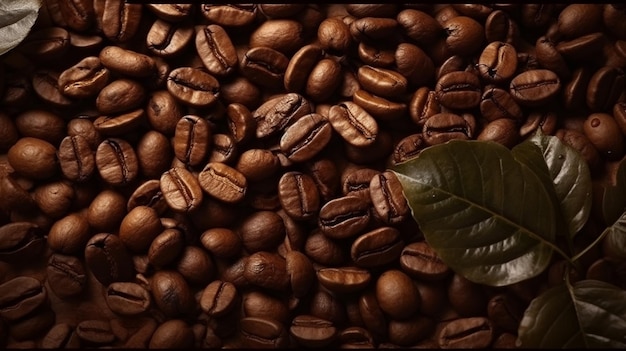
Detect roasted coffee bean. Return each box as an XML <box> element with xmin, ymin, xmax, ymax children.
<box><xmin>351</xmin><ymin>227</ymin><xmax>404</xmax><ymax>268</ymax></box>
<box><xmin>376</xmin><ymin>269</ymin><xmax>420</xmax><ymax>320</ymax></box>
<box><xmin>195</xmin><ymin>24</ymin><xmax>238</xmax><ymax>77</ymax></box>
<box><xmin>58</xmin><ymin>56</ymin><xmax>110</xmax><ymax>98</ymax></box>
<box><xmin>147</xmin><ymin>19</ymin><xmax>194</xmax><ymax>58</ymax></box>
<box><xmin>96</xmin><ymin>79</ymin><xmax>145</xmax><ymax>115</ymax></box>
<box><xmin>200</xmin><ymin>4</ymin><xmax>257</xmax><ymax>27</ymax></box>
<box><xmin>352</xmin><ymin>89</ymin><xmax>408</xmax><ymax>121</ymax></box>
<box><xmin>176</xmin><ymin>245</ymin><xmax>215</xmax><ymax>286</ymax></box>
<box><xmin>58</xmin><ymin>135</ymin><xmax>95</xmax><ymax>182</ymax></box>
<box><xmin>409</xmin><ymin>87</ymin><xmax>441</xmax><ymax>127</ymax></box>
<box><xmin>148</xmin><ymin>319</ymin><xmax>194</xmax><ymax>349</ymax></box>
<box><xmin>41</xmin><ymin>323</ymin><xmax>80</xmax><ymax>349</ymax></box>
<box><xmin>46</xmin><ymin>253</ymin><xmax>86</xmax><ymax>299</ymax></box>
<box><xmin>9</xmin><ymin>307</ymin><xmax>55</xmax><ymax>342</ymax></box>
<box><xmin>160</xmin><ymin>167</ymin><xmax>203</xmax><ymax>212</ymax></box>
<box><xmin>583</xmin><ymin>113</ymin><xmax>625</xmax><ymax>160</ymax></box>
<box><xmin>400</xmin><ymin>241</ymin><xmax>450</xmax><ymax>280</ymax></box>
<box><xmin>339</xmin><ymin>326</ymin><xmax>375</xmax><ymax>348</ymax></box>
<box><xmin>357</xmin><ymin>65</ymin><xmax>408</xmax><ymax>98</ymax></box>
<box><xmin>0</xmin><ymin>276</ymin><xmax>46</xmax><ymax>321</ymax></box>
<box><xmin>95</xmin><ymin>138</ymin><xmax>139</xmax><ymax>186</ymax></box>
<box><xmin>586</xmin><ymin>66</ymin><xmax>625</xmax><ymax>112</ymax></box>
<box><xmin>240</xmin><ymin>46</ymin><xmax>289</xmax><ymax>89</ymax></box>
<box><xmin>477</xmin><ymin>118</ymin><xmax>520</xmax><ymax>148</ymax></box>
<box><xmin>119</xmin><ymin>205</ymin><xmax>164</xmax><ymax>254</ymax></box>
<box><xmin>358</xmin><ymin>290</ymin><xmax>388</xmax><ymax>340</ymax></box>
<box><xmin>242</xmin><ymin>290</ymin><xmax>290</xmax><ymax>325</ymax></box>
<box><xmin>250</xmin><ymin>19</ymin><xmax>305</xmax><ymax>55</ymax></box>
<box><xmin>328</xmin><ymin>102</ymin><xmax>378</xmax><ymax>147</ymax></box>
<box><xmin>480</xmin><ymin>87</ymin><xmax>523</xmax><ymax>122</ymax></box>
<box><xmin>392</xmin><ymin>133</ymin><xmax>426</xmax><ymax>165</ymax></box>
<box><xmin>0</xmin><ymin>222</ymin><xmax>46</xmax><ymax>262</ymax></box>
<box><xmin>290</xmin><ymin>315</ymin><xmax>337</xmax><ymax>348</ymax></box>
<box><xmin>318</xmin><ymin>195</ymin><xmax>370</xmax><ymax>239</ymax></box>
<box><xmin>240</xmin><ymin>210</ymin><xmax>285</xmax><ymax>253</ymax></box>
<box><xmin>254</xmin><ymin>93</ymin><xmax>313</xmax><ymax>139</ymax></box>
<box><xmin>47</xmin><ymin>212</ymin><xmax>91</xmax><ymax>255</ymax></box>
<box><xmin>510</xmin><ymin>69</ymin><xmax>561</xmax><ymax>107</ymax></box>
<box><xmin>477</xmin><ymin>41</ymin><xmax>517</xmax><ymax>83</ymax></box>
<box><xmin>0</xmin><ymin>175</ymin><xmax>36</xmax><ymax>214</ymax></box>
<box><xmin>235</xmin><ymin>148</ymin><xmax>281</xmax><ymax>182</ymax></box>
<box><xmin>284</xmin><ymin>44</ymin><xmax>325</xmax><ymax>92</ymax></box>
<box><xmin>317</xmin><ymin>267</ymin><xmax>371</xmax><ymax>295</ymax></box>
<box><xmin>278</xmin><ymin>171</ymin><xmax>320</xmax><ymax>220</ymax></box>
<box><xmin>448</xmin><ymin>273</ymin><xmax>488</xmax><ymax>317</ymax></box>
<box><xmin>145</xmin><ymin>3</ymin><xmax>193</xmax><ymax>22</ymax></box>
<box><xmin>85</xmin><ymin>233</ymin><xmax>135</xmax><ymax>286</ymax></box>
<box><xmin>395</xmin><ymin>42</ymin><xmax>435</xmax><ymax>86</ymax></box>
<box><xmin>280</xmin><ymin>113</ymin><xmax>332</xmax><ymax>163</ymax></box>
<box><xmin>369</xmin><ymin>171</ymin><xmax>409</xmax><ymax>224</ymax></box>
<box><xmin>438</xmin><ymin>317</ymin><xmax>493</xmax><ymax>349</ymax></box>
<box><xmin>198</xmin><ymin>162</ymin><xmax>247</xmax><ymax>203</ymax></box>
<box><xmin>106</xmin><ymin>282</ymin><xmax>151</xmax><ymax>316</ymax></box>
<box><xmin>423</xmin><ymin>113</ymin><xmax>474</xmax><ymax>146</ymax></box>
<box><xmin>349</xmin><ymin>17</ymin><xmax>398</xmax><ymax>42</ymax></box>
<box><xmin>96</xmin><ymin>0</ymin><xmax>142</xmax><ymax>43</ymax></box>
<box><xmin>200</xmin><ymin>227</ymin><xmax>242</xmax><ymax>259</ymax></box>
<box><xmin>76</xmin><ymin>319</ymin><xmax>115</xmax><ymax>345</ymax></box>
<box><xmin>7</xmin><ymin>137</ymin><xmax>58</xmax><ymax>180</ymax></box>
<box><xmin>32</xmin><ymin>180</ymin><xmax>74</xmax><ymax>219</ymax></box>
<box><xmin>240</xmin><ymin>317</ymin><xmax>289</xmax><ymax>348</ymax></box>
<box><xmin>167</xmin><ymin>67</ymin><xmax>220</xmax><ymax>108</ymax></box>
<box><xmin>147</xmin><ymin>228</ymin><xmax>184</xmax><ymax>268</ymax></box>
<box><xmin>87</xmin><ymin>189</ymin><xmax>127</xmax><ymax>233</ymax></box>
<box><xmin>94</xmin><ymin>108</ymin><xmax>146</xmax><ymax>137</ymax></box>
<box><xmin>436</xmin><ymin>71</ymin><xmax>482</xmax><ymax>110</ymax></box>
<box><xmin>199</xmin><ymin>280</ymin><xmax>238</xmax><ymax>317</ymax></box>
<box><xmin>18</xmin><ymin>26</ymin><xmax>70</xmax><ymax>61</ymax></box>
<box><xmin>150</xmin><ymin>270</ymin><xmax>195</xmax><ymax>317</ymax></box>
<box><xmin>244</xmin><ymin>251</ymin><xmax>290</xmax><ymax>291</ymax></box>
<box><xmin>209</xmin><ymin>133</ymin><xmax>237</xmax><ymax>164</ymax></box>
<box><xmin>388</xmin><ymin>315</ymin><xmax>435</xmax><ymax>346</ymax></box>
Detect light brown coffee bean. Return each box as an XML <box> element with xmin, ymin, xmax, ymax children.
<box><xmin>198</xmin><ymin>162</ymin><xmax>247</xmax><ymax>203</ymax></box>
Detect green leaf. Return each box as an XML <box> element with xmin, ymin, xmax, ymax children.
<box><xmin>513</xmin><ymin>132</ymin><xmax>592</xmax><ymax>237</ymax></box>
<box><xmin>518</xmin><ymin>280</ymin><xmax>626</xmax><ymax>348</ymax></box>
<box><xmin>391</xmin><ymin>140</ymin><xmax>556</xmax><ymax>286</ymax></box>
<box><xmin>605</xmin><ymin>212</ymin><xmax>626</xmax><ymax>261</ymax></box>
<box><xmin>602</xmin><ymin>159</ymin><xmax>626</xmax><ymax>226</ymax></box>
<box><xmin>0</xmin><ymin>0</ymin><xmax>41</xmax><ymax>57</ymax></box>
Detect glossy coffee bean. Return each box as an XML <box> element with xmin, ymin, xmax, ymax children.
<box><xmin>0</xmin><ymin>276</ymin><xmax>46</xmax><ymax>321</ymax></box>
<box><xmin>106</xmin><ymin>282</ymin><xmax>151</xmax><ymax>316</ymax></box>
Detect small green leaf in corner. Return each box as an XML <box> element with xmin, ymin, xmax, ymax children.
<box><xmin>0</xmin><ymin>0</ymin><xmax>42</xmax><ymax>57</ymax></box>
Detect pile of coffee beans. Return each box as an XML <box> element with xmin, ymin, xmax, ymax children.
<box><xmin>1</xmin><ymin>2</ymin><xmax>625</xmax><ymax>348</ymax></box>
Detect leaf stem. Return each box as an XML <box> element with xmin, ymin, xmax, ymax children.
<box><xmin>570</xmin><ymin>227</ymin><xmax>610</xmax><ymax>263</ymax></box>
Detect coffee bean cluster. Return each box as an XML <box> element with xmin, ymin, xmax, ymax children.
<box><xmin>1</xmin><ymin>3</ymin><xmax>625</xmax><ymax>349</ymax></box>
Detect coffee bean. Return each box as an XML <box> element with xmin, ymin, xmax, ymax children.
<box><xmin>0</xmin><ymin>222</ymin><xmax>45</xmax><ymax>263</ymax></box>
<box><xmin>200</xmin><ymin>4</ymin><xmax>257</xmax><ymax>27</ymax></box>
<box><xmin>97</xmin><ymin>0</ymin><xmax>142</xmax><ymax>43</ymax></box>
<box><xmin>46</xmin><ymin>253</ymin><xmax>87</xmax><ymax>299</ymax></box>
<box><xmin>438</xmin><ymin>317</ymin><xmax>493</xmax><ymax>349</ymax></box>
<box><xmin>369</xmin><ymin>171</ymin><xmax>409</xmax><ymax>224</ymax></box>
<box><xmin>254</xmin><ymin>93</ymin><xmax>313</xmax><ymax>139</ymax></box>
<box><xmin>328</xmin><ymin>102</ymin><xmax>379</xmax><ymax>147</ymax></box>
<box><xmin>41</xmin><ymin>323</ymin><xmax>80</xmax><ymax>349</ymax></box>
<box><xmin>96</xmin><ymin>79</ymin><xmax>146</xmax><ymax>115</ymax></box>
<box><xmin>95</xmin><ymin>138</ymin><xmax>139</xmax><ymax>186</ymax></box>
<box><xmin>351</xmin><ymin>227</ymin><xmax>404</xmax><ymax>268</ymax></box>
<box><xmin>586</xmin><ymin>66</ymin><xmax>625</xmax><ymax>112</ymax></box>
<box><xmin>195</xmin><ymin>24</ymin><xmax>238</xmax><ymax>77</ymax></box>
<box><xmin>199</xmin><ymin>280</ymin><xmax>238</xmax><ymax>317</ymax></box>
<box><xmin>8</xmin><ymin>137</ymin><xmax>58</xmax><ymax>180</ymax></box>
<box><xmin>87</xmin><ymin>189</ymin><xmax>127</xmax><ymax>233</ymax></box>
<box><xmin>76</xmin><ymin>319</ymin><xmax>115</xmax><ymax>345</ymax></box>
<box><xmin>290</xmin><ymin>315</ymin><xmax>337</xmax><ymax>348</ymax></box>
<box><xmin>318</xmin><ymin>195</ymin><xmax>370</xmax><ymax>239</ymax></box>
<box><xmin>198</xmin><ymin>162</ymin><xmax>247</xmax><ymax>203</ymax></box>
<box><xmin>240</xmin><ymin>317</ymin><xmax>289</xmax><ymax>348</ymax></box>
<box><xmin>240</xmin><ymin>46</ymin><xmax>289</xmax><ymax>89</ymax></box>
<box><xmin>106</xmin><ymin>282</ymin><xmax>151</xmax><ymax>316</ymax></box>
<box><xmin>147</xmin><ymin>19</ymin><xmax>194</xmax><ymax>58</ymax></box>
<box><xmin>148</xmin><ymin>319</ymin><xmax>194</xmax><ymax>349</ymax></box>
<box><xmin>160</xmin><ymin>167</ymin><xmax>204</xmax><ymax>212</ymax></box>
<box><xmin>244</xmin><ymin>251</ymin><xmax>289</xmax><ymax>291</ymax></box>
<box><xmin>58</xmin><ymin>56</ymin><xmax>110</xmax><ymax>98</ymax></box>
<box><xmin>47</xmin><ymin>212</ymin><xmax>91</xmax><ymax>255</ymax></box>
<box><xmin>119</xmin><ymin>205</ymin><xmax>164</xmax><ymax>253</ymax></box>
<box><xmin>58</xmin><ymin>135</ymin><xmax>95</xmax><ymax>182</ymax></box>
<box><xmin>280</xmin><ymin>113</ymin><xmax>332</xmax><ymax>163</ymax></box>
<box><xmin>436</xmin><ymin>71</ymin><xmax>482</xmax><ymax>110</ymax></box>
<box><xmin>480</xmin><ymin>87</ymin><xmax>523</xmax><ymax>122</ymax></box>
<box><xmin>423</xmin><ymin>113</ymin><xmax>474</xmax><ymax>146</ymax></box>
<box><xmin>85</xmin><ymin>233</ymin><xmax>135</xmax><ymax>286</ymax></box>
<box><xmin>509</xmin><ymin>69</ymin><xmax>561</xmax><ymax>107</ymax></box>
<box><xmin>94</xmin><ymin>108</ymin><xmax>146</xmax><ymax>137</ymax></box>
<box><xmin>151</xmin><ymin>270</ymin><xmax>195</xmax><ymax>318</ymax></box>
<box><xmin>400</xmin><ymin>241</ymin><xmax>450</xmax><ymax>280</ymax></box>
<box><xmin>167</xmin><ymin>67</ymin><xmax>220</xmax><ymax>108</ymax></box>
<box><xmin>0</xmin><ymin>276</ymin><xmax>46</xmax><ymax>321</ymax></box>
